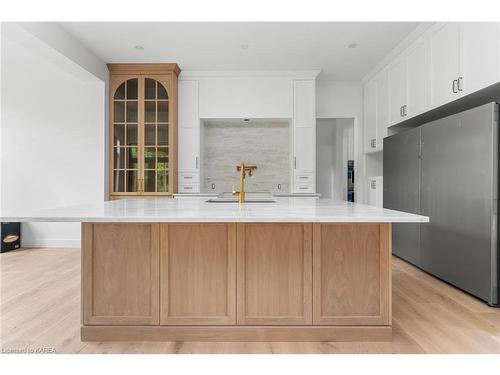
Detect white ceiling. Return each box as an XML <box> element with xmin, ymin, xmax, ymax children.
<box><xmin>60</xmin><ymin>22</ymin><xmax>421</xmax><ymax>81</ymax></box>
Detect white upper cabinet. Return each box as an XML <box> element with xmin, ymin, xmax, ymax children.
<box><xmin>461</xmin><ymin>22</ymin><xmax>500</xmax><ymax>95</ymax></box>
<box><xmin>388</xmin><ymin>57</ymin><xmax>408</xmax><ymax>125</ymax></box>
<box><xmin>363</xmin><ymin>79</ymin><xmax>377</xmax><ymax>152</ymax></box>
<box><xmin>430</xmin><ymin>23</ymin><xmax>461</xmax><ymax>108</ymax></box>
<box><xmin>364</xmin><ymin>22</ymin><xmax>500</xmax><ymax>154</ymax></box>
<box><xmin>375</xmin><ymin>70</ymin><xmax>389</xmax><ymax>144</ymax></box>
<box><xmin>407</xmin><ymin>38</ymin><xmax>429</xmax><ymax>117</ymax></box>
<box><xmin>293</xmin><ymin>80</ymin><xmax>315</xmax><ymax>127</ymax></box>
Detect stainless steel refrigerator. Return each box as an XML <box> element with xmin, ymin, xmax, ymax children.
<box><xmin>384</xmin><ymin>102</ymin><xmax>499</xmax><ymax>306</ymax></box>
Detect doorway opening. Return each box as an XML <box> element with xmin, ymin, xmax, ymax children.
<box><xmin>316</xmin><ymin>118</ymin><xmax>355</xmax><ymax>201</ymax></box>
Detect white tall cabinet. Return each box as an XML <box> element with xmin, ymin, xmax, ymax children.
<box><xmin>292</xmin><ymin>79</ymin><xmax>316</xmax><ymax>193</ymax></box>
<box><xmin>178</xmin><ymin>80</ymin><xmax>200</xmax><ymax>193</ymax></box>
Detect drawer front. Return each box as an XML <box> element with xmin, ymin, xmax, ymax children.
<box><xmin>179</xmin><ymin>172</ymin><xmax>200</xmax><ymax>184</ymax></box>
<box><xmin>178</xmin><ymin>183</ymin><xmax>200</xmax><ymax>193</ymax></box>
<box><xmin>294</xmin><ymin>184</ymin><xmax>314</xmax><ymax>193</ymax></box>
<box><xmin>294</xmin><ymin>173</ymin><xmax>314</xmax><ymax>185</ymax></box>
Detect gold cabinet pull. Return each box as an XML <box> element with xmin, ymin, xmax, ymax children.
<box><xmin>400</xmin><ymin>106</ymin><xmax>403</xmax><ymax>117</ymax></box>
<box><xmin>452</xmin><ymin>79</ymin><xmax>458</xmax><ymax>93</ymax></box>
<box><xmin>457</xmin><ymin>76</ymin><xmax>463</xmax><ymax>91</ymax></box>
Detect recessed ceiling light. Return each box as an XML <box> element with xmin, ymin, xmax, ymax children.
<box><xmin>134</xmin><ymin>45</ymin><xmax>144</xmax><ymax>50</ymax></box>
<box><xmin>241</xmin><ymin>44</ymin><xmax>249</xmax><ymax>50</ymax></box>
<box><xmin>347</xmin><ymin>43</ymin><xmax>358</xmax><ymax>49</ymax></box>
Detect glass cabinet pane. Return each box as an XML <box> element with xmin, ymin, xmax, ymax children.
<box><xmin>127</xmin><ymin>79</ymin><xmax>138</xmax><ymax>99</ymax></box>
<box><xmin>126</xmin><ymin>124</ymin><xmax>138</xmax><ymax>146</ymax></box>
<box><xmin>144</xmin><ymin>147</ymin><xmax>156</xmax><ymax>169</ymax></box>
<box><xmin>145</xmin><ymin>78</ymin><xmax>156</xmax><ymax>99</ymax></box>
<box><xmin>144</xmin><ymin>170</ymin><xmax>156</xmax><ymax>192</ymax></box>
<box><xmin>113</xmin><ymin>101</ymin><xmax>125</xmax><ymax>122</ymax></box>
<box><xmin>126</xmin><ymin>170</ymin><xmax>138</xmax><ymax>192</ymax></box>
<box><xmin>157</xmin><ymin>147</ymin><xmax>168</xmax><ymax>170</ymax></box>
<box><xmin>157</xmin><ymin>169</ymin><xmax>168</xmax><ymax>192</ymax></box>
<box><xmin>114</xmin><ymin>147</ymin><xmax>125</xmax><ymax>169</ymax></box>
<box><xmin>145</xmin><ymin>124</ymin><xmax>156</xmax><ymax>146</ymax></box>
<box><xmin>114</xmin><ymin>124</ymin><xmax>125</xmax><ymax>146</ymax></box>
<box><xmin>145</xmin><ymin>101</ymin><xmax>156</xmax><ymax>123</ymax></box>
<box><xmin>113</xmin><ymin>171</ymin><xmax>125</xmax><ymax>192</ymax></box>
<box><xmin>157</xmin><ymin>83</ymin><xmax>168</xmax><ymax>99</ymax></box>
<box><xmin>126</xmin><ymin>147</ymin><xmax>138</xmax><ymax>169</ymax></box>
<box><xmin>126</xmin><ymin>101</ymin><xmax>137</xmax><ymax>122</ymax></box>
<box><xmin>114</xmin><ymin>82</ymin><xmax>125</xmax><ymax>99</ymax></box>
<box><xmin>157</xmin><ymin>101</ymin><xmax>168</xmax><ymax>122</ymax></box>
<box><xmin>157</xmin><ymin>124</ymin><xmax>168</xmax><ymax>145</ymax></box>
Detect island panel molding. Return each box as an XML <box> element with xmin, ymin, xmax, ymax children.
<box><xmin>82</xmin><ymin>223</ymin><xmax>160</xmax><ymax>325</ymax></box>
<box><xmin>160</xmin><ymin>223</ymin><xmax>236</xmax><ymax>325</ymax></box>
<box><xmin>236</xmin><ymin>223</ymin><xmax>312</xmax><ymax>325</ymax></box>
<box><xmin>312</xmin><ymin>223</ymin><xmax>391</xmax><ymax>325</ymax></box>
<box><xmin>81</xmin><ymin>325</ymin><xmax>392</xmax><ymax>342</ymax></box>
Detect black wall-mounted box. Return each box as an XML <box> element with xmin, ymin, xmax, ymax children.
<box><xmin>1</xmin><ymin>222</ymin><xmax>21</xmax><ymax>253</ymax></box>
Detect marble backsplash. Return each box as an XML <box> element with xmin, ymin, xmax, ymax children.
<box><xmin>202</xmin><ymin>120</ymin><xmax>290</xmax><ymax>194</ymax></box>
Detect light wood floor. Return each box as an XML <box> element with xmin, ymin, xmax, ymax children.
<box><xmin>1</xmin><ymin>247</ymin><xmax>499</xmax><ymax>354</ymax></box>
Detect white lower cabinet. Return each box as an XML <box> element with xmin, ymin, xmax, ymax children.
<box><xmin>367</xmin><ymin>176</ymin><xmax>383</xmax><ymax>208</ymax></box>
<box><xmin>293</xmin><ymin>172</ymin><xmax>315</xmax><ymax>194</ymax></box>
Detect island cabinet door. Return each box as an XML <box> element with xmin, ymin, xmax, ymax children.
<box><xmin>236</xmin><ymin>223</ymin><xmax>313</xmax><ymax>325</ymax></box>
<box><xmin>312</xmin><ymin>223</ymin><xmax>391</xmax><ymax>326</ymax></box>
<box><xmin>160</xmin><ymin>223</ymin><xmax>236</xmax><ymax>325</ymax></box>
<box><xmin>82</xmin><ymin>223</ymin><xmax>160</xmax><ymax>325</ymax></box>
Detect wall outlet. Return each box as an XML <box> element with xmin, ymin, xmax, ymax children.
<box><xmin>211</xmin><ymin>183</ymin><xmax>216</xmax><ymax>189</ymax></box>
<box><xmin>277</xmin><ymin>184</ymin><xmax>281</xmax><ymax>190</ymax></box>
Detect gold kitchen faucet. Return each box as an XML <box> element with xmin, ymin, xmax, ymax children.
<box><xmin>232</xmin><ymin>163</ymin><xmax>257</xmax><ymax>204</ymax></box>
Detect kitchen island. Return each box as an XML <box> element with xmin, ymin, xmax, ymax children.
<box><xmin>2</xmin><ymin>197</ymin><xmax>428</xmax><ymax>342</ymax></box>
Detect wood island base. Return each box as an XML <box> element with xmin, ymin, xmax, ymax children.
<box><xmin>81</xmin><ymin>222</ymin><xmax>392</xmax><ymax>342</ymax></box>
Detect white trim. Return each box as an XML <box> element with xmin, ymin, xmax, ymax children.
<box><xmin>180</xmin><ymin>70</ymin><xmax>321</xmax><ymax>79</ymax></box>
<box><xmin>361</xmin><ymin>22</ymin><xmax>435</xmax><ymax>85</ymax></box>
<box><xmin>21</xmin><ymin>238</ymin><xmax>80</xmax><ymax>248</ymax></box>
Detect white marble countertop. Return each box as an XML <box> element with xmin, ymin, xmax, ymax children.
<box><xmin>1</xmin><ymin>197</ymin><xmax>429</xmax><ymax>223</ymax></box>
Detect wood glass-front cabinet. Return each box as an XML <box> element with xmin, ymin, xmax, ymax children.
<box><xmin>108</xmin><ymin>64</ymin><xmax>180</xmax><ymax>199</ymax></box>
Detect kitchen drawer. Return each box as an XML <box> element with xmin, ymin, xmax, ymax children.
<box><xmin>294</xmin><ymin>184</ymin><xmax>314</xmax><ymax>193</ymax></box>
<box><xmin>178</xmin><ymin>183</ymin><xmax>200</xmax><ymax>193</ymax></box>
<box><xmin>294</xmin><ymin>173</ymin><xmax>314</xmax><ymax>184</ymax></box>
<box><xmin>179</xmin><ymin>172</ymin><xmax>200</xmax><ymax>184</ymax></box>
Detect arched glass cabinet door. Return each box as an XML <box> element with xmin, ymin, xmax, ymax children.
<box><xmin>112</xmin><ymin>78</ymin><xmax>139</xmax><ymax>193</ymax></box>
<box><xmin>143</xmin><ymin>78</ymin><xmax>169</xmax><ymax>193</ymax></box>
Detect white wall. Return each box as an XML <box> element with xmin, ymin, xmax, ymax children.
<box><xmin>316</xmin><ymin>81</ymin><xmax>365</xmax><ymax>202</ymax></box>
<box><xmin>316</xmin><ymin>118</ymin><xmax>354</xmax><ymax>200</ymax></box>
<box><xmin>1</xmin><ymin>30</ymin><xmax>105</xmax><ymax>247</ymax></box>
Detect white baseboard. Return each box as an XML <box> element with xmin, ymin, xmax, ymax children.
<box><xmin>21</xmin><ymin>238</ymin><xmax>81</xmax><ymax>248</ymax></box>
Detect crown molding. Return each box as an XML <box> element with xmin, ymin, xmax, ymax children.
<box><xmin>179</xmin><ymin>70</ymin><xmax>321</xmax><ymax>80</ymax></box>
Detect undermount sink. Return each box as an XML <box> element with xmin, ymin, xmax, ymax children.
<box><xmin>205</xmin><ymin>198</ymin><xmax>276</xmax><ymax>203</ymax></box>
<box><xmin>206</xmin><ymin>192</ymin><xmax>276</xmax><ymax>203</ymax></box>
